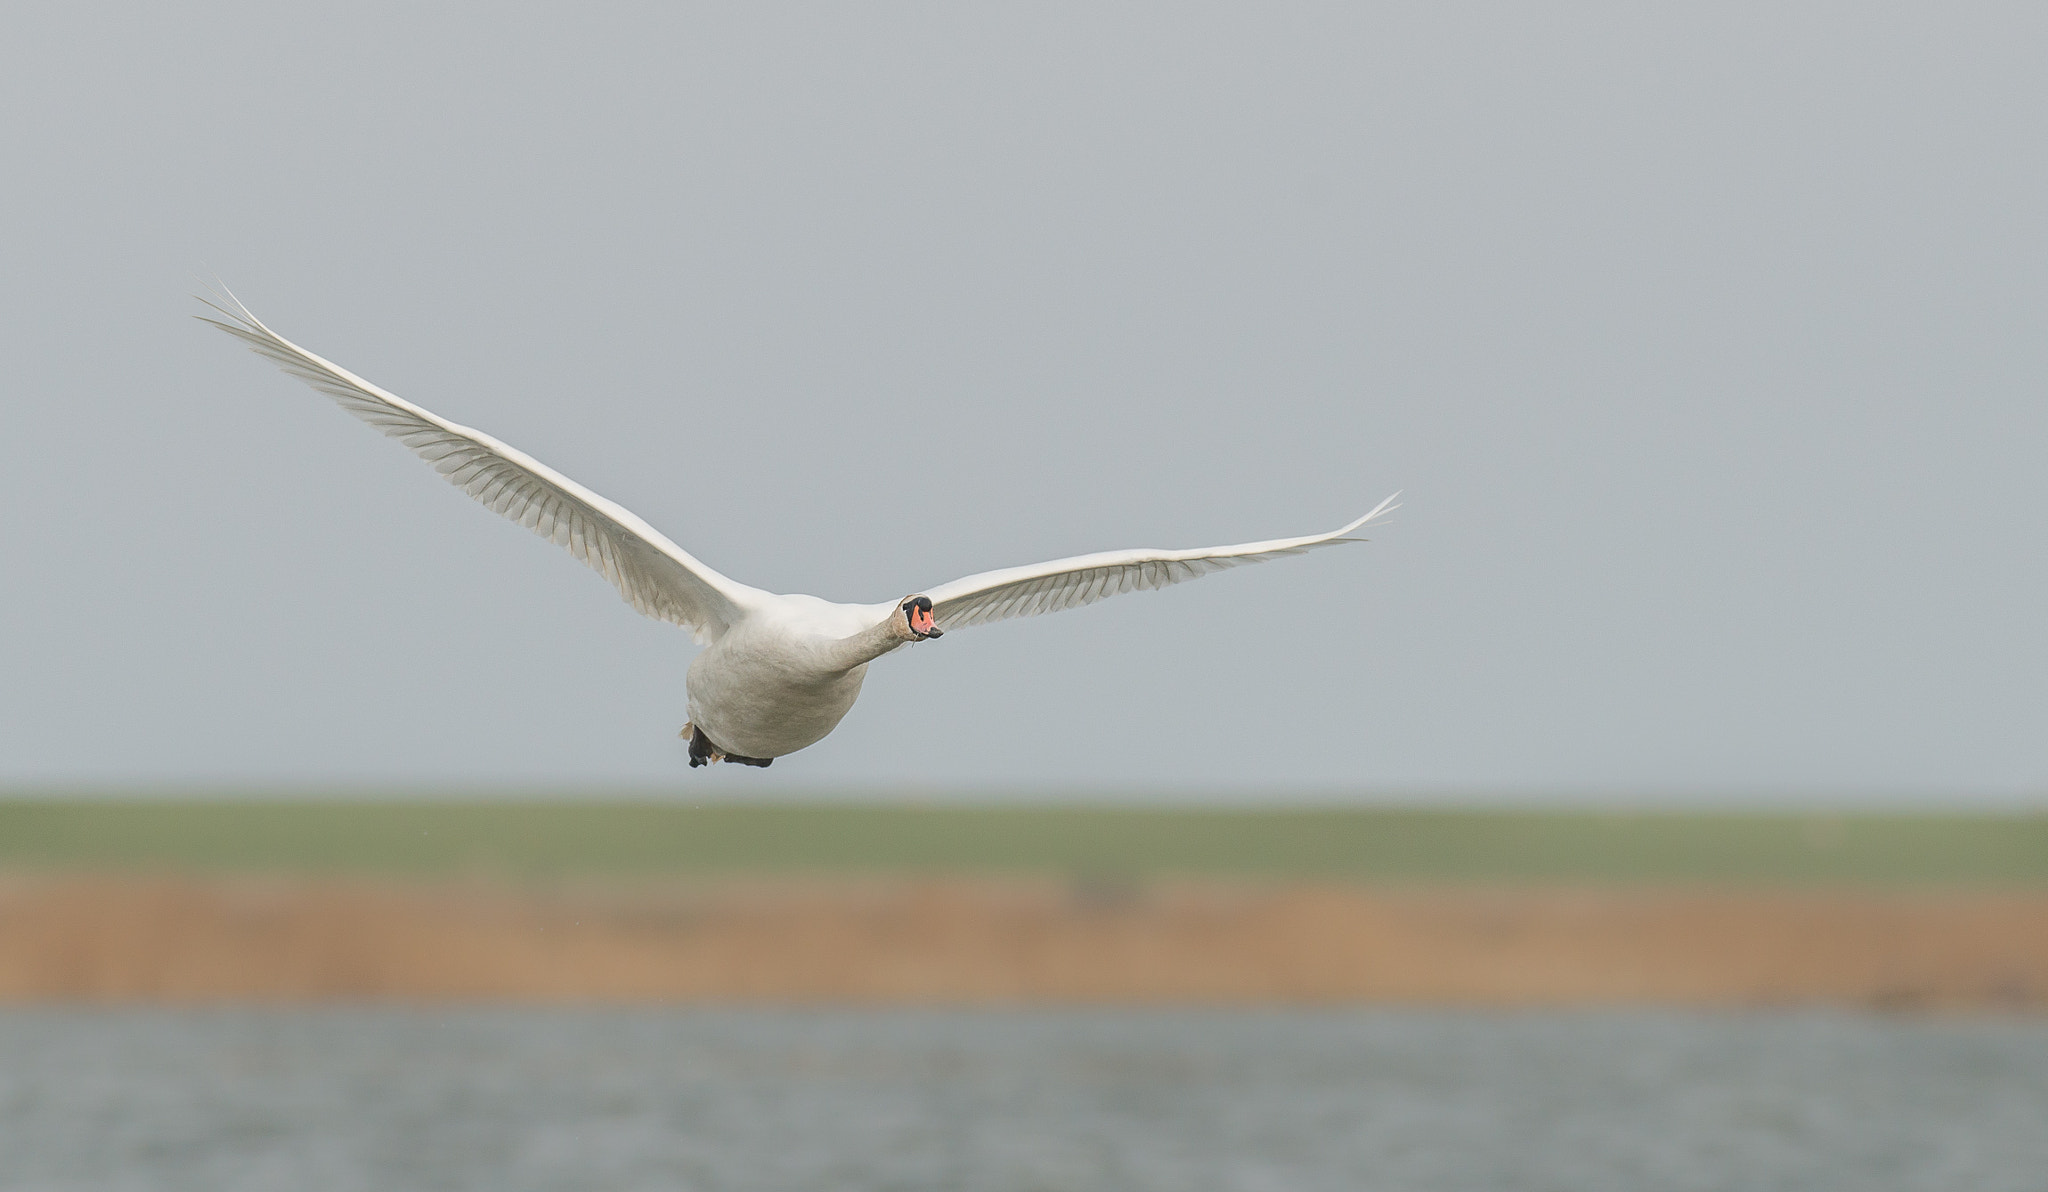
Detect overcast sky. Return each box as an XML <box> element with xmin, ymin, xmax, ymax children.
<box><xmin>1</xmin><ymin>3</ymin><xmax>2043</xmax><ymax>800</ymax></box>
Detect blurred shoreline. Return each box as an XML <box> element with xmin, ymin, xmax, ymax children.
<box><xmin>5</xmin><ymin>801</ymin><xmax>2041</xmax><ymax>1008</ymax></box>
<box><xmin>4</xmin><ymin>874</ymin><xmax>2044</xmax><ymax>1009</ymax></box>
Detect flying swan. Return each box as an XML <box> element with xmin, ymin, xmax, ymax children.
<box><xmin>203</xmin><ymin>293</ymin><xmax>1398</xmax><ymax>768</ymax></box>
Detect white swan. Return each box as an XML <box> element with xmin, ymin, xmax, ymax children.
<box><xmin>203</xmin><ymin>294</ymin><xmax>1398</xmax><ymax>768</ymax></box>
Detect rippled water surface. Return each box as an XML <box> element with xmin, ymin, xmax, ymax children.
<box><xmin>2</xmin><ymin>1008</ymin><xmax>2044</xmax><ymax>1191</ymax></box>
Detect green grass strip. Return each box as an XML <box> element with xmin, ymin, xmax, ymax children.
<box><xmin>0</xmin><ymin>800</ymin><xmax>2044</xmax><ymax>884</ymax></box>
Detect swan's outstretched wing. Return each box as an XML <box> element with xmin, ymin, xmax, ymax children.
<box><xmin>921</xmin><ymin>495</ymin><xmax>1399</xmax><ymax>632</ymax></box>
<box><xmin>201</xmin><ymin>293</ymin><xmax>764</xmax><ymax>643</ymax></box>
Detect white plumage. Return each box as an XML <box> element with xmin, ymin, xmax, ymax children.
<box><xmin>203</xmin><ymin>292</ymin><xmax>1397</xmax><ymax>766</ymax></box>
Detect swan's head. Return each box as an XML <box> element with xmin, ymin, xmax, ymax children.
<box><xmin>899</xmin><ymin>595</ymin><xmax>942</xmax><ymax>641</ymax></box>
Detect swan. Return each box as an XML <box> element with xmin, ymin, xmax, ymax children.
<box><xmin>202</xmin><ymin>293</ymin><xmax>1398</xmax><ymax>768</ymax></box>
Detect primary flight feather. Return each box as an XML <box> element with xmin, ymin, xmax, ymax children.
<box><xmin>203</xmin><ymin>292</ymin><xmax>1397</xmax><ymax>767</ymax></box>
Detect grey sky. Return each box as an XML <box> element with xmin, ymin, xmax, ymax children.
<box><xmin>2</xmin><ymin>3</ymin><xmax>2043</xmax><ymax>798</ymax></box>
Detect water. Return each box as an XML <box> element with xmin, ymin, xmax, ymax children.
<box><xmin>1</xmin><ymin>1008</ymin><xmax>2043</xmax><ymax>1192</ymax></box>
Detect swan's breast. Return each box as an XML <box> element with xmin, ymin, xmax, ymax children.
<box><xmin>684</xmin><ymin>613</ymin><xmax>873</xmax><ymax>759</ymax></box>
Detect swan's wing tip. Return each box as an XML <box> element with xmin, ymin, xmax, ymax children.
<box><xmin>193</xmin><ymin>284</ymin><xmax>267</xmax><ymax>337</ymax></box>
<box><xmin>1332</xmin><ymin>492</ymin><xmax>1402</xmax><ymax>537</ymax></box>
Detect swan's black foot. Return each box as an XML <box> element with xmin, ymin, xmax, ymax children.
<box><xmin>682</xmin><ymin>724</ymin><xmax>772</xmax><ymax>769</ymax></box>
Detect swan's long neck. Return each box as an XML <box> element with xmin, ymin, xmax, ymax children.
<box><xmin>817</xmin><ymin>612</ymin><xmax>912</xmax><ymax>673</ymax></box>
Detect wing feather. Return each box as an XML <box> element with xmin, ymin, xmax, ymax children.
<box><xmin>200</xmin><ymin>292</ymin><xmax>764</xmax><ymax>642</ymax></box>
<box><xmin>923</xmin><ymin>494</ymin><xmax>1398</xmax><ymax>632</ymax></box>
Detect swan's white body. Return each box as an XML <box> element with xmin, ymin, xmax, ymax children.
<box><xmin>204</xmin><ymin>293</ymin><xmax>1397</xmax><ymax>766</ymax></box>
<box><xmin>685</xmin><ymin>595</ymin><xmax>895</xmax><ymax>759</ymax></box>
